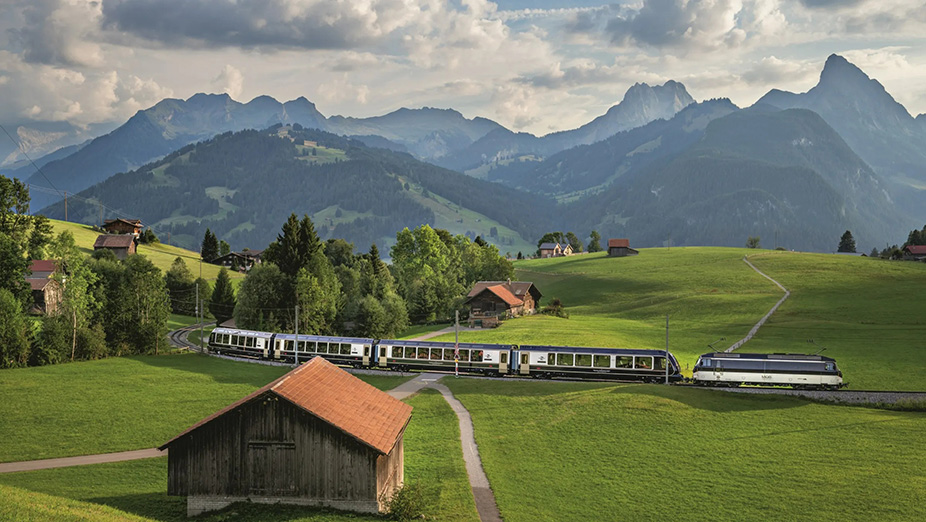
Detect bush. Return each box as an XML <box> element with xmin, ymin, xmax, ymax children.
<box><xmin>383</xmin><ymin>481</ymin><xmax>424</xmax><ymax>521</ymax></box>
<box><xmin>542</xmin><ymin>297</ymin><xmax>569</xmax><ymax>318</ymax></box>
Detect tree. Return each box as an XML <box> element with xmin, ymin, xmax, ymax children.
<box><xmin>201</xmin><ymin>228</ymin><xmax>219</xmax><ymax>262</ymax></box>
<box><xmin>219</xmin><ymin>240</ymin><xmax>231</xmax><ymax>257</ymax></box>
<box><xmin>27</xmin><ymin>215</ymin><xmax>54</xmax><ymax>259</ymax></box>
<box><xmin>870</xmin><ymin>247</ymin><xmax>879</xmax><ymax>258</ymax></box>
<box><xmin>139</xmin><ymin>229</ymin><xmax>159</xmax><ymax>244</ymax></box>
<box><xmin>234</xmin><ymin>264</ymin><xmax>287</xmax><ymax>331</ymax></box>
<box><xmin>209</xmin><ymin>267</ymin><xmax>236</xmax><ymax>325</ymax></box>
<box><xmin>565</xmin><ymin>231</ymin><xmax>583</xmax><ymax>253</ymax></box>
<box><xmin>0</xmin><ymin>288</ymin><xmax>31</xmax><ymax>367</ymax></box>
<box><xmin>121</xmin><ymin>255</ymin><xmax>170</xmax><ymax>355</ymax></box>
<box><xmin>49</xmin><ymin>231</ymin><xmax>101</xmax><ymax>361</ymax></box>
<box><xmin>263</xmin><ymin>213</ymin><xmax>320</xmax><ymax>279</ymax></box>
<box><xmin>746</xmin><ymin>236</ymin><xmax>761</xmax><ymax>249</ymax></box>
<box><xmin>0</xmin><ymin>232</ymin><xmax>30</xmax><ymax>307</ymax></box>
<box><xmin>295</xmin><ymin>255</ymin><xmax>341</xmax><ymax>334</ymax></box>
<box><xmin>838</xmin><ymin>230</ymin><xmax>856</xmax><ymax>253</ymax></box>
<box><xmin>587</xmin><ymin>230</ymin><xmax>602</xmax><ymax>253</ymax></box>
<box><xmin>0</xmin><ymin>175</ymin><xmax>32</xmax><ymax>242</ymax></box>
<box><xmin>165</xmin><ymin>257</ymin><xmax>196</xmax><ymax>315</ymax></box>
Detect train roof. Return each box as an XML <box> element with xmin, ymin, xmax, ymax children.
<box><xmin>378</xmin><ymin>339</ymin><xmax>514</xmax><ymax>350</ymax></box>
<box><xmin>698</xmin><ymin>352</ymin><xmax>837</xmax><ymax>362</ymax></box>
<box><xmin>275</xmin><ymin>333</ymin><xmax>374</xmax><ymax>344</ymax></box>
<box><xmin>212</xmin><ymin>327</ymin><xmax>273</xmax><ymax>339</ymax></box>
<box><xmin>520</xmin><ymin>344</ymin><xmax>675</xmax><ymax>357</ymax></box>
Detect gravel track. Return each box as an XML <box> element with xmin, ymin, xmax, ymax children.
<box><xmin>706</xmin><ymin>386</ymin><xmax>926</xmax><ymax>405</ymax></box>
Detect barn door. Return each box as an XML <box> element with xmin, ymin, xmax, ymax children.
<box><xmin>247</xmin><ymin>441</ymin><xmax>296</xmax><ymax>496</ymax></box>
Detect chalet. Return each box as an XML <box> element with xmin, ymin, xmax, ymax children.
<box><xmin>538</xmin><ymin>242</ymin><xmax>573</xmax><ymax>258</ymax></box>
<box><xmin>93</xmin><ymin>234</ymin><xmax>137</xmax><ymax>260</ymax></box>
<box><xmin>466</xmin><ymin>280</ymin><xmax>542</xmax><ymax>327</ymax></box>
<box><xmin>212</xmin><ymin>249</ymin><xmax>263</xmax><ymax>272</ymax></box>
<box><xmin>903</xmin><ymin>245</ymin><xmax>926</xmax><ymax>261</ymax></box>
<box><xmin>25</xmin><ymin>260</ymin><xmax>62</xmax><ymax>315</ymax></box>
<box><xmin>608</xmin><ymin>239</ymin><xmax>639</xmax><ymax>257</ymax></box>
<box><xmin>160</xmin><ymin>357</ymin><xmax>412</xmax><ymax>517</ymax></box>
<box><xmin>101</xmin><ymin>218</ymin><xmax>143</xmax><ymax>237</ymax></box>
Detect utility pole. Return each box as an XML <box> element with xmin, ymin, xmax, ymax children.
<box><xmin>64</xmin><ymin>192</ymin><xmax>68</xmax><ymax>222</ymax></box>
<box><xmin>454</xmin><ymin>310</ymin><xmax>460</xmax><ymax>377</ymax></box>
<box><xmin>665</xmin><ymin>314</ymin><xmax>669</xmax><ymax>385</ymax></box>
<box><xmin>199</xmin><ymin>258</ymin><xmax>204</xmax><ymax>352</ymax></box>
<box><xmin>99</xmin><ymin>202</ymin><xmax>103</xmax><ymax>227</ymax></box>
<box><xmin>195</xmin><ymin>281</ymin><xmax>200</xmax><ymax>352</ymax></box>
<box><xmin>295</xmin><ymin>304</ymin><xmax>300</xmax><ymax>366</ymax></box>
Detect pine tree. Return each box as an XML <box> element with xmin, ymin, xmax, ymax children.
<box><xmin>201</xmin><ymin>228</ymin><xmax>219</xmax><ymax>262</ymax></box>
<box><xmin>838</xmin><ymin>230</ymin><xmax>856</xmax><ymax>253</ymax></box>
<box><xmin>210</xmin><ymin>268</ymin><xmax>236</xmax><ymax>325</ymax></box>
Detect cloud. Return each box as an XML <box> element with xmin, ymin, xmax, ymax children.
<box><xmin>317</xmin><ymin>75</ymin><xmax>370</xmax><ymax>105</ymax></box>
<box><xmin>100</xmin><ymin>0</ymin><xmax>426</xmax><ymax>51</ymax></box>
<box><xmin>6</xmin><ymin>0</ymin><xmax>105</xmax><ymax>67</ymax></box>
<box><xmin>212</xmin><ymin>65</ymin><xmax>244</xmax><ymax>99</ymax></box>
<box><xmin>604</xmin><ymin>0</ymin><xmax>747</xmax><ymax>52</ymax></box>
<box><xmin>740</xmin><ymin>56</ymin><xmax>818</xmax><ymax>85</ymax></box>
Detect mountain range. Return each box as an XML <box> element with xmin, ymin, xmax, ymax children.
<box><xmin>5</xmin><ymin>54</ymin><xmax>926</xmax><ymax>252</ymax></box>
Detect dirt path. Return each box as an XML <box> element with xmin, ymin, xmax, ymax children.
<box><xmin>725</xmin><ymin>255</ymin><xmax>790</xmax><ymax>352</ymax></box>
<box><xmin>0</xmin><ymin>448</ymin><xmax>165</xmax><ymax>474</ymax></box>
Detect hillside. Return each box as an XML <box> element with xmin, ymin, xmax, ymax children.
<box><xmin>47</xmin><ymin>219</ymin><xmax>245</xmax><ymax>283</ymax></box>
<box><xmin>39</xmin><ymin>127</ymin><xmax>550</xmax><ymax>254</ymax></box>
<box><xmin>429</xmin><ymin>248</ymin><xmax>926</xmax><ymax>390</ymax></box>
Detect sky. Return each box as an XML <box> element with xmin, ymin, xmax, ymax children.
<box><xmin>1</xmin><ymin>0</ymin><xmax>925</xmax><ymax>140</ymax></box>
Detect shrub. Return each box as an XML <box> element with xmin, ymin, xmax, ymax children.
<box><xmin>542</xmin><ymin>297</ymin><xmax>569</xmax><ymax>318</ymax></box>
<box><xmin>383</xmin><ymin>481</ymin><xmax>424</xmax><ymax>521</ymax></box>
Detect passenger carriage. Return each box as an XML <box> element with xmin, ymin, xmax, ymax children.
<box><xmin>270</xmin><ymin>333</ymin><xmax>375</xmax><ymax>367</ymax></box>
<box><xmin>208</xmin><ymin>328</ymin><xmax>273</xmax><ymax>358</ymax></box>
<box><xmin>516</xmin><ymin>345</ymin><xmax>683</xmax><ymax>382</ymax></box>
<box><xmin>692</xmin><ymin>352</ymin><xmax>845</xmax><ymax>389</ymax></box>
<box><xmin>377</xmin><ymin>339</ymin><xmax>513</xmax><ymax>375</ymax></box>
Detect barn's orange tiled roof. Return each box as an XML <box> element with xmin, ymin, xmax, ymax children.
<box><xmin>29</xmin><ymin>260</ymin><xmax>57</xmax><ymax>273</ymax></box>
<box><xmin>608</xmin><ymin>238</ymin><xmax>630</xmax><ymax>248</ymax></box>
<box><xmin>483</xmin><ymin>285</ymin><xmax>523</xmax><ymax>306</ymax></box>
<box><xmin>905</xmin><ymin>245</ymin><xmax>926</xmax><ymax>255</ymax></box>
<box><xmin>160</xmin><ymin>357</ymin><xmax>412</xmax><ymax>455</ymax></box>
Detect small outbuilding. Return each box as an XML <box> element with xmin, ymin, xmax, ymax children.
<box><xmin>212</xmin><ymin>249</ymin><xmax>263</xmax><ymax>272</ymax></box>
<box><xmin>160</xmin><ymin>357</ymin><xmax>413</xmax><ymax>517</ymax></box>
<box><xmin>607</xmin><ymin>239</ymin><xmax>639</xmax><ymax>257</ymax></box>
<box><xmin>903</xmin><ymin>245</ymin><xmax>926</xmax><ymax>261</ymax></box>
<box><xmin>466</xmin><ymin>280</ymin><xmax>542</xmax><ymax>327</ymax></box>
<box><xmin>25</xmin><ymin>260</ymin><xmax>62</xmax><ymax>315</ymax></box>
<box><xmin>538</xmin><ymin>242</ymin><xmax>573</xmax><ymax>258</ymax></box>
<box><xmin>93</xmin><ymin>234</ymin><xmax>137</xmax><ymax>260</ymax></box>
<box><xmin>101</xmin><ymin>218</ymin><xmax>143</xmax><ymax>237</ymax></box>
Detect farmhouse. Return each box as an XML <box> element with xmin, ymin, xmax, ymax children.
<box><xmin>93</xmin><ymin>234</ymin><xmax>136</xmax><ymax>260</ymax></box>
<box><xmin>538</xmin><ymin>242</ymin><xmax>573</xmax><ymax>258</ymax></box>
<box><xmin>212</xmin><ymin>249</ymin><xmax>263</xmax><ymax>272</ymax></box>
<box><xmin>466</xmin><ymin>280</ymin><xmax>542</xmax><ymax>327</ymax></box>
<box><xmin>608</xmin><ymin>239</ymin><xmax>639</xmax><ymax>257</ymax></box>
<box><xmin>101</xmin><ymin>218</ymin><xmax>143</xmax><ymax>237</ymax></box>
<box><xmin>25</xmin><ymin>260</ymin><xmax>62</xmax><ymax>315</ymax></box>
<box><xmin>160</xmin><ymin>357</ymin><xmax>412</xmax><ymax>517</ymax></box>
<box><xmin>903</xmin><ymin>245</ymin><xmax>926</xmax><ymax>261</ymax></box>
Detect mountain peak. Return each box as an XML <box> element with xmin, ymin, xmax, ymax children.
<box><xmin>819</xmin><ymin>54</ymin><xmax>870</xmax><ymax>86</ymax></box>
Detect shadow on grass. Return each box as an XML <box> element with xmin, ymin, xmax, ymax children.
<box><xmin>127</xmin><ymin>353</ymin><xmax>289</xmax><ymax>389</ymax></box>
<box><xmin>619</xmin><ymin>384</ymin><xmax>806</xmax><ymax>413</ymax></box>
<box><xmin>91</xmin><ymin>494</ymin><xmax>383</xmax><ymax>521</ymax></box>
<box><xmin>90</xmin><ymin>493</ymin><xmax>185</xmax><ymax>521</ymax></box>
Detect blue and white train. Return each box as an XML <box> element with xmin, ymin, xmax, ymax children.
<box><xmin>691</xmin><ymin>352</ymin><xmax>845</xmax><ymax>389</ymax></box>
<box><xmin>208</xmin><ymin>327</ymin><xmax>684</xmax><ymax>383</ymax></box>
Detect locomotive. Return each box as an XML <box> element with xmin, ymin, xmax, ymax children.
<box><xmin>691</xmin><ymin>352</ymin><xmax>845</xmax><ymax>389</ymax></box>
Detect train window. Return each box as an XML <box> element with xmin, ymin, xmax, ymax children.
<box><xmin>209</xmin><ymin>333</ymin><xmax>216</xmax><ymax>343</ymax></box>
<box><xmin>232</xmin><ymin>335</ymin><xmax>240</xmax><ymax>346</ymax></box>
<box><xmin>364</xmin><ymin>346</ymin><xmax>370</xmax><ymax>357</ymax></box>
<box><xmin>443</xmin><ymin>350</ymin><xmax>455</xmax><ymax>361</ymax></box>
<box><xmin>458</xmin><ymin>350</ymin><xmax>470</xmax><ymax>362</ymax></box>
<box><xmin>547</xmin><ymin>353</ymin><xmax>556</xmax><ymax>365</ymax></box>
<box><xmin>635</xmin><ymin>357</ymin><xmax>652</xmax><ymax>369</ymax></box>
<box><xmin>416</xmin><ymin>347</ymin><xmax>428</xmax><ymax>359</ymax></box>
<box><xmin>594</xmin><ymin>355</ymin><xmax>610</xmax><ymax>368</ymax></box>
<box><xmin>247</xmin><ymin>337</ymin><xmax>255</xmax><ymax>348</ymax></box>
<box><xmin>825</xmin><ymin>362</ymin><xmax>835</xmax><ymax>372</ymax></box>
<box><xmin>340</xmin><ymin>343</ymin><xmax>351</xmax><ymax>355</ymax></box>
<box><xmin>284</xmin><ymin>340</ymin><xmax>293</xmax><ymax>352</ymax></box>
<box><xmin>472</xmin><ymin>350</ymin><xmax>484</xmax><ymax>363</ymax></box>
<box><xmin>575</xmin><ymin>354</ymin><xmax>592</xmax><ymax>367</ymax></box>
<box><xmin>500</xmin><ymin>353</ymin><xmax>508</xmax><ymax>364</ymax></box>
<box><xmin>557</xmin><ymin>353</ymin><xmax>574</xmax><ymax>366</ymax></box>
<box><xmin>615</xmin><ymin>356</ymin><xmax>633</xmax><ymax>368</ymax></box>
<box><xmin>318</xmin><ymin>342</ymin><xmax>329</xmax><ymax>354</ymax></box>
<box><xmin>654</xmin><ymin>357</ymin><xmax>667</xmax><ymax>371</ymax></box>
<box><xmin>431</xmin><ymin>349</ymin><xmax>442</xmax><ymax>360</ymax></box>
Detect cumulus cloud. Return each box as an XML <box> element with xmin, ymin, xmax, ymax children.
<box><xmin>604</xmin><ymin>0</ymin><xmax>747</xmax><ymax>52</ymax></box>
<box><xmin>212</xmin><ymin>65</ymin><xmax>244</xmax><ymax>99</ymax></box>
<box><xmin>317</xmin><ymin>75</ymin><xmax>371</xmax><ymax>105</ymax></box>
<box><xmin>7</xmin><ymin>0</ymin><xmax>105</xmax><ymax>67</ymax></box>
<box><xmin>740</xmin><ymin>56</ymin><xmax>818</xmax><ymax>85</ymax></box>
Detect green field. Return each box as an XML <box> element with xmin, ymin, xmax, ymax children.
<box><xmin>426</xmin><ymin>248</ymin><xmax>926</xmax><ymax>390</ymax></box>
<box><xmin>445</xmin><ymin>378</ymin><xmax>926</xmax><ymax>522</ymax></box>
<box><xmin>48</xmin><ymin>219</ymin><xmax>245</xmax><ymax>284</ymax></box>
<box><xmin>0</xmin><ymin>390</ymin><xmax>476</xmax><ymax>522</ymax></box>
<box><xmin>0</xmin><ymin>354</ymin><xmax>411</xmax><ymax>463</ymax></box>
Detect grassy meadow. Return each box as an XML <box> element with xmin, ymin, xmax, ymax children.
<box><xmin>0</xmin><ymin>390</ymin><xmax>476</xmax><ymax>522</ymax></box>
<box><xmin>445</xmin><ymin>378</ymin><xmax>926</xmax><ymax>522</ymax></box>
<box><xmin>0</xmin><ymin>354</ymin><xmax>412</xmax><ymax>463</ymax></box>
<box><xmin>48</xmin><ymin>218</ymin><xmax>245</xmax><ymax>284</ymax></box>
<box><xmin>427</xmin><ymin>247</ymin><xmax>926</xmax><ymax>390</ymax></box>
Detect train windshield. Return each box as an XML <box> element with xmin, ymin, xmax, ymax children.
<box><xmin>697</xmin><ymin>357</ymin><xmax>711</xmax><ymax>368</ymax></box>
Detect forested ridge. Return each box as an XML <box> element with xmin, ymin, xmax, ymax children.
<box><xmin>40</xmin><ymin>127</ymin><xmax>551</xmax><ymax>253</ymax></box>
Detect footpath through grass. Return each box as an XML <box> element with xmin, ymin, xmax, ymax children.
<box><xmin>0</xmin><ymin>354</ymin><xmax>412</xmax><ymax>463</ymax></box>
<box><xmin>445</xmin><ymin>378</ymin><xmax>926</xmax><ymax>522</ymax></box>
<box><xmin>746</xmin><ymin>252</ymin><xmax>926</xmax><ymax>390</ymax></box>
<box><xmin>0</xmin><ymin>389</ymin><xmax>478</xmax><ymax>522</ymax></box>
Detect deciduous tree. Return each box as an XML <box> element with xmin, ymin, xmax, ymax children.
<box><xmin>587</xmin><ymin>230</ymin><xmax>602</xmax><ymax>253</ymax></box>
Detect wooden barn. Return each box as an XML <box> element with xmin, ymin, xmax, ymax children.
<box><xmin>101</xmin><ymin>218</ymin><xmax>143</xmax><ymax>236</ymax></box>
<box><xmin>93</xmin><ymin>234</ymin><xmax>136</xmax><ymax>260</ymax></box>
<box><xmin>160</xmin><ymin>357</ymin><xmax>413</xmax><ymax>516</ymax></box>
<box><xmin>465</xmin><ymin>280</ymin><xmax>542</xmax><ymax>327</ymax></box>
<box><xmin>608</xmin><ymin>238</ymin><xmax>639</xmax><ymax>257</ymax></box>
<box><xmin>26</xmin><ymin>260</ymin><xmax>62</xmax><ymax>315</ymax></box>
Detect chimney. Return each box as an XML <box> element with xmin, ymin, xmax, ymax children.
<box><xmin>507</xmin><ymin>278</ymin><xmax>511</xmax><ymax>286</ymax></box>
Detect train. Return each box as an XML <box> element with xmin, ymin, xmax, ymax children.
<box><xmin>207</xmin><ymin>327</ymin><xmax>845</xmax><ymax>389</ymax></box>
<box><xmin>208</xmin><ymin>327</ymin><xmax>684</xmax><ymax>383</ymax></box>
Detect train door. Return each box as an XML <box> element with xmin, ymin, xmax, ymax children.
<box><xmin>499</xmin><ymin>351</ymin><xmax>508</xmax><ymax>373</ymax></box>
<box><xmin>519</xmin><ymin>352</ymin><xmax>530</xmax><ymax>375</ymax></box>
<box><xmin>362</xmin><ymin>344</ymin><xmax>371</xmax><ymax>367</ymax></box>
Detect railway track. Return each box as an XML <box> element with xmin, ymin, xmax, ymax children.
<box><xmin>167</xmin><ymin>323</ymin><xmax>211</xmax><ymax>352</ymax></box>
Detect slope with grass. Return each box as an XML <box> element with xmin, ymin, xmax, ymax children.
<box><xmin>0</xmin><ymin>389</ymin><xmax>477</xmax><ymax>522</ymax></box>
<box><xmin>445</xmin><ymin>379</ymin><xmax>926</xmax><ymax>522</ymax></box>
<box><xmin>48</xmin><ymin>218</ymin><xmax>244</xmax><ymax>284</ymax></box>
<box><xmin>0</xmin><ymin>354</ymin><xmax>412</xmax><ymax>463</ymax></box>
